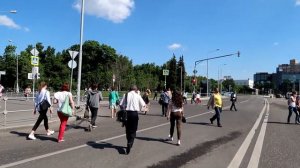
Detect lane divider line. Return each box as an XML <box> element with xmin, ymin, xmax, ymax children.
<box><xmin>0</xmin><ymin>110</ymin><xmax>215</xmax><ymax>168</ymax></box>
<box><xmin>227</xmin><ymin>99</ymin><xmax>267</xmax><ymax>168</ymax></box>
<box><xmin>247</xmin><ymin>99</ymin><xmax>270</xmax><ymax>168</ymax></box>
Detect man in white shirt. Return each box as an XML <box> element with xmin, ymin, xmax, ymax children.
<box><xmin>120</xmin><ymin>85</ymin><xmax>145</xmax><ymax>154</ymax></box>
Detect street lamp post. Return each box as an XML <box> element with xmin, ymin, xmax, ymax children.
<box><xmin>76</xmin><ymin>0</ymin><xmax>85</xmax><ymax>106</ymax></box>
<box><xmin>8</xmin><ymin>40</ymin><xmax>19</xmax><ymax>93</ymax></box>
<box><xmin>218</xmin><ymin>64</ymin><xmax>226</xmax><ymax>92</ymax></box>
<box><xmin>206</xmin><ymin>49</ymin><xmax>220</xmax><ymax>96</ymax></box>
<box><xmin>0</xmin><ymin>10</ymin><xmax>17</xmax><ymax>14</ymax></box>
<box><xmin>193</xmin><ymin>51</ymin><xmax>240</xmax><ymax>96</ymax></box>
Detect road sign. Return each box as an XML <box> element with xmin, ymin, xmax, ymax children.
<box><xmin>28</xmin><ymin>73</ymin><xmax>40</xmax><ymax>79</ymax></box>
<box><xmin>68</xmin><ymin>50</ymin><xmax>79</xmax><ymax>59</ymax></box>
<box><xmin>163</xmin><ymin>69</ymin><xmax>169</xmax><ymax>76</ymax></box>
<box><xmin>31</xmin><ymin>56</ymin><xmax>39</xmax><ymax>66</ymax></box>
<box><xmin>68</xmin><ymin>60</ymin><xmax>77</xmax><ymax>69</ymax></box>
<box><xmin>30</xmin><ymin>48</ymin><xmax>39</xmax><ymax>56</ymax></box>
<box><xmin>32</xmin><ymin>67</ymin><xmax>39</xmax><ymax>75</ymax></box>
<box><xmin>0</xmin><ymin>71</ymin><xmax>6</xmax><ymax>75</ymax></box>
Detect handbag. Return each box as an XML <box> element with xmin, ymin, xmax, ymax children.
<box><xmin>116</xmin><ymin>99</ymin><xmax>120</xmax><ymax>106</ymax></box>
<box><xmin>60</xmin><ymin>95</ymin><xmax>72</xmax><ymax>117</ymax></box>
<box><xmin>38</xmin><ymin>91</ymin><xmax>50</xmax><ymax>111</ymax></box>
<box><xmin>84</xmin><ymin>105</ymin><xmax>89</xmax><ymax>119</ymax></box>
<box><xmin>182</xmin><ymin>116</ymin><xmax>186</xmax><ymax>123</ymax></box>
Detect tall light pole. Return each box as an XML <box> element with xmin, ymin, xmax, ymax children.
<box><xmin>0</xmin><ymin>10</ymin><xmax>17</xmax><ymax>14</ymax></box>
<box><xmin>218</xmin><ymin>64</ymin><xmax>226</xmax><ymax>92</ymax></box>
<box><xmin>206</xmin><ymin>49</ymin><xmax>220</xmax><ymax>96</ymax></box>
<box><xmin>193</xmin><ymin>51</ymin><xmax>240</xmax><ymax>96</ymax></box>
<box><xmin>8</xmin><ymin>40</ymin><xmax>19</xmax><ymax>93</ymax></box>
<box><xmin>76</xmin><ymin>0</ymin><xmax>85</xmax><ymax>106</ymax></box>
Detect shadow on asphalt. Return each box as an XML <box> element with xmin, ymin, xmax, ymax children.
<box><xmin>186</xmin><ymin>122</ymin><xmax>218</xmax><ymax>127</ymax></box>
<box><xmin>136</xmin><ymin>136</ymin><xmax>178</xmax><ymax>146</ymax></box>
<box><xmin>267</xmin><ymin>121</ymin><xmax>290</xmax><ymax>125</ymax></box>
<box><xmin>10</xmin><ymin>131</ymin><xmax>57</xmax><ymax>142</ymax></box>
<box><xmin>86</xmin><ymin>141</ymin><xmax>126</xmax><ymax>155</ymax></box>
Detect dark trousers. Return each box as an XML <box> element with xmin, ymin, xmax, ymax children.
<box><xmin>162</xmin><ymin>103</ymin><xmax>168</xmax><ymax>116</ymax></box>
<box><xmin>89</xmin><ymin>107</ymin><xmax>98</xmax><ymax>126</ymax></box>
<box><xmin>183</xmin><ymin>97</ymin><xmax>187</xmax><ymax>104</ymax></box>
<box><xmin>32</xmin><ymin>109</ymin><xmax>49</xmax><ymax>131</ymax></box>
<box><xmin>288</xmin><ymin>106</ymin><xmax>298</xmax><ymax>123</ymax></box>
<box><xmin>230</xmin><ymin>101</ymin><xmax>237</xmax><ymax>111</ymax></box>
<box><xmin>125</xmin><ymin>111</ymin><xmax>139</xmax><ymax>147</ymax></box>
<box><xmin>170</xmin><ymin>112</ymin><xmax>182</xmax><ymax>140</ymax></box>
<box><xmin>211</xmin><ymin>107</ymin><xmax>222</xmax><ymax>125</ymax></box>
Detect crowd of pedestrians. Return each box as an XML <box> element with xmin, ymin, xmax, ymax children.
<box><xmin>26</xmin><ymin>80</ymin><xmax>240</xmax><ymax>155</ymax></box>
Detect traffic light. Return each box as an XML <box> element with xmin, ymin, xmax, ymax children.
<box><xmin>192</xmin><ymin>78</ymin><xmax>196</xmax><ymax>85</ymax></box>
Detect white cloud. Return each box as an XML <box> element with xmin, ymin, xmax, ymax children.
<box><xmin>273</xmin><ymin>42</ymin><xmax>279</xmax><ymax>46</ymax></box>
<box><xmin>168</xmin><ymin>43</ymin><xmax>182</xmax><ymax>50</ymax></box>
<box><xmin>296</xmin><ymin>0</ymin><xmax>300</xmax><ymax>6</ymax></box>
<box><xmin>73</xmin><ymin>0</ymin><xmax>134</xmax><ymax>23</ymax></box>
<box><xmin>0</xmin><ymin>15</ymin><xmax>20</xmax><ymax>29</ymax></box>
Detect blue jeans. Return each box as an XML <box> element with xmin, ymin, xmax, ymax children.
<box><xmin>211</xmin><ymin>107</ymin><xmax>222</xmax><ymax>125</ymax></box>
<box><xmin>288</xmin><ymin>106</ymin><xmax>298</xmax><ymax>123</ymax></box>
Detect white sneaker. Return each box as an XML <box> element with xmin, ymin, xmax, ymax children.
<box><xmin>28</xmin><ymin>134</ymin><xmax>36</xmax><ymax>140</ymax></box>
<box><xmin>167</xmin><ymin>135</ymin><xmax>173</xmax><ymax>141</ymax></box>
<box><xmin>177</xmin><ymin>140</ymin><xmax>181</xmax><ymax>146</ymax></box>
<box><xmin>47</xmin><ymin>130</ymin><xmax>55</xmax><ymax>136</ymax></box>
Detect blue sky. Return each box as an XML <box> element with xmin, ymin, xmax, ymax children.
<box><xmin>1</xmin><ymin>0</ymin><xmax>300</xmax><ymax>80</ymax></box>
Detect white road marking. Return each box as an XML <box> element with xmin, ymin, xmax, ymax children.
<box><xmin>0</xmin><ymin>110</ymin><xmax>214</xmax><ymax>168</ymax></box>
<box><xmin>247</xmin><ymin>99</ymin><xmax>270</xmax><ymax>168</ymax></box>
<box><xmin>227</xmin><ymin>99</ymin><xmax>267</xmax><ymax>168</ymax></box>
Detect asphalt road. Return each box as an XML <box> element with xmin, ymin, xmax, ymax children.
<box><xmin>0</xmin><ymin>95</ymin><xmax>298</xmax><ymax>168</ymax></box>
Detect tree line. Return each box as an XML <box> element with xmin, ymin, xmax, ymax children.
<box><xmin>0</xmin><ymin>40</ymin><xmax>245</xmax><ymax>93</ymax></box>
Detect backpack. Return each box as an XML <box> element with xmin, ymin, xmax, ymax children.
<box><xmin>162</xmin><ymin>92</ymin><xmax>170</xmax><ymax>104</ymax></box>
<box><xmin>231</xmin><ymin>93</ymin><xmax>236</xmax><ymax>101</ymax></box>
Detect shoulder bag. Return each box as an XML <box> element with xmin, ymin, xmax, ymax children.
<box><xmin>60</xmin><ymin>94</ymin><xmax>72</xmax><ymax>117</ymax></box>
<box><xmin>39</xmin><ymin>91</ymin><xmax>51</xmax><ymax>111</ymax></box>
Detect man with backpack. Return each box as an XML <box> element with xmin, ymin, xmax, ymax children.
<box><xmin>230</xmin><ymin>92</ymin><xmax>237</xmax><ymax>111</ymax></box>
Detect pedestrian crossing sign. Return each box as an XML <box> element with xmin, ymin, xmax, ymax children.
<box><xmin>31</xmin><ymin>56</ymin><xmax>39</xmax><ymax>66</ymax></box>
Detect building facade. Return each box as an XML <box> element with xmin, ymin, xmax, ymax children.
<box><xmin>235</xmin><ymin>79</ymin><xmax>254</xmax><ymax>89</ymax></box>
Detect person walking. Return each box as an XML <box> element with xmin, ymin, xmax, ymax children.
<box><xmin>109</xmin><ymin>86</ymin><xmax>119</xmax><ymax>118</ymax></box>
<box><xmin>207</xmin><ymin>88</ymin><xmax>223</xmax><ymax>127</ymax></box>
<box><xmin>160</xmin><ymin>89</ymin><xmax>170</xmax><ymax>117</ymax></box>
<box><xmin>120</xmin><ymin>85</ymin><xmax>145</xmax><ymax>155</ymax></box>
<box><xmin>0</xmin><ymin>83</ymin><xmax>4</xmax><ymax>99</ymax></box>
<box><xmin>183</xmin><ymin>91</ymin><xmax>188</xmax><ymax>104</ymax></box>
<box><xmin>142</xmin><ymin>91</ymin><xmax>150</xmax><ymax>115</ymax></box>
<box><xmin>53</xmin><ymin>83</ymin><xmax>75</xmax><ymax>142</ymax></box>
<box><xmin>287</xmin><ymin>91</ymin><xmax>299</xmax><ymax>124</ymax></box>
<box><xmin>24</xmin><ymin>86</ymin><xmax>31</xmax><ymax>101</ymax></box>
<box><xmin>153</xmin><ymin>90</ymin><xmax>158</xmax><ymax>101</ymax></box>
<box><xmin>86</xmin><ymin>83</ymin><xmax>103</xmax><ymax>129</ymax></box>
<box><xmin>166</xmin><ymin>90</ymin><xmax>184</xmax><ymax>146</ymax></box>
<box><xmin>28</xmin><ymin>81</ymin><xmax>54</xmax><ymax>140</ymax></box>
<box><xmin>195</xmin><ymin>92</ymin><xmax>201</xmax><ymax>104</ymax></box>
<box><xmin>230</xmin><ymin>92</ymin><xmax>237</xmax><ymax>111</ymax></box>
<box><xmin>191</xmin><ymin>91</ymin><xmax>196</xmax><ymax>104</ymax></box>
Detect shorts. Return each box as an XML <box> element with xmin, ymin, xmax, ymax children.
<box><xmin>110</xmin><ymin>104</ymin><xmax>118</xmax><ymax>110</ymax></box>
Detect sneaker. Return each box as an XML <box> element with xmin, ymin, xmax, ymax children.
<box><xmin>167</xmin><ymin>135</ymin><xmax>173</xmax><ymax>141</ymax></box>
<box><xmin>210</xmin><ymin>118</ymin><xmax>213</xmax><ymax>124</ymax></box>
<box><xmin>28</xmin><ymin>134</ymin><xmax>36</xmax><ymax>140</ymax></box>
<box><xmin>92</xmin><ymin>125</ymin><xmax>98</xmax><ymax>128</ymax></box>
<box><xmin>177</xmin><ymin>140</ymin><xmax>181</xmax><ymax>146</ymax></box>
<box><xmin>58</xmin><ymin>139</ymin><xmax>65</xmax><ymax>143</ymax></box>
<box><xmin>47</xmin><ymin>130</ymin><xmax>55</xmax><ymax>136</ymax></box>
